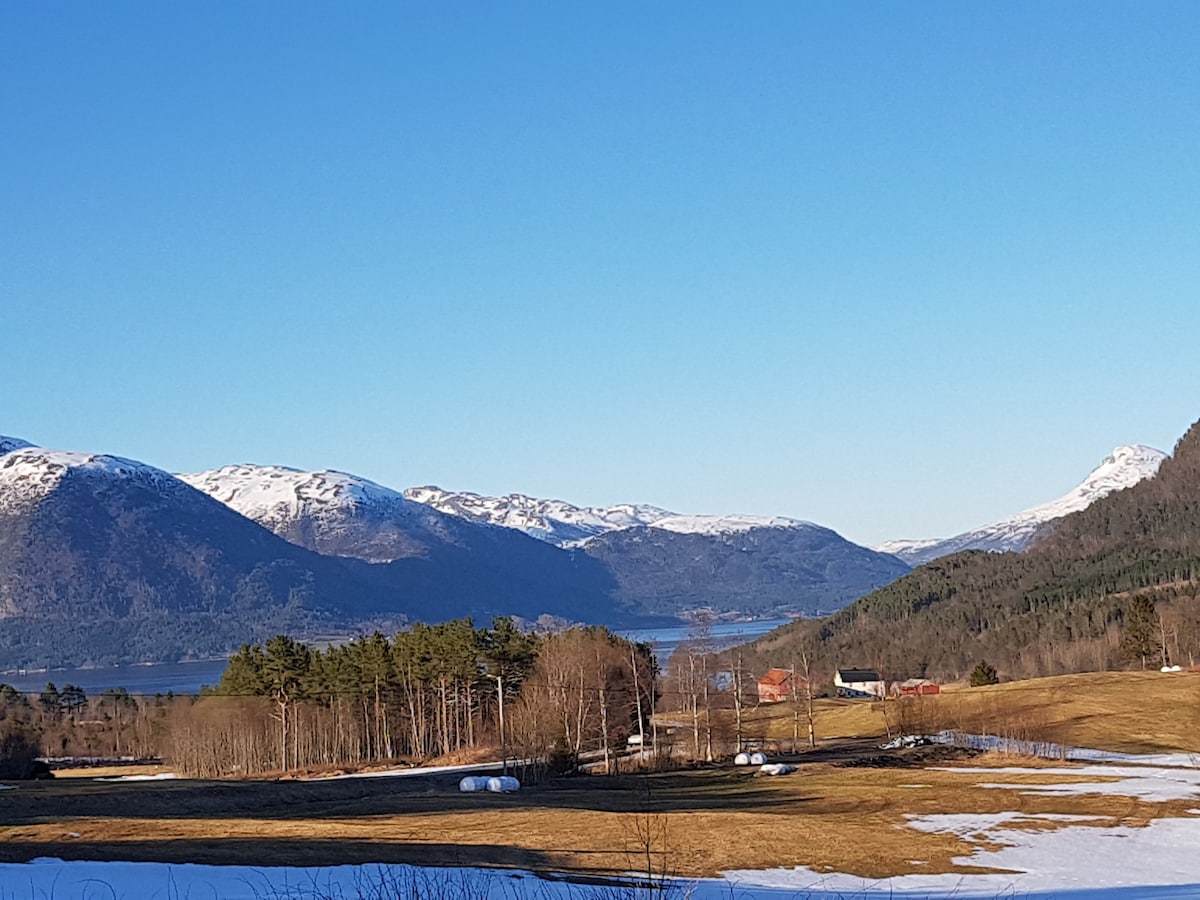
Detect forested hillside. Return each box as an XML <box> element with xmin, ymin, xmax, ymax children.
<box><xmin>746</xmin><ymin>420</ymin><xmax>1200</xmax><ymax>682</ymax></box>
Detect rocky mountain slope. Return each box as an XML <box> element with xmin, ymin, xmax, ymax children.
<box><xmin>0</xmin><ymin>436</ymin><xmax>33</xmax><ymax>455</ymax></box>
<box><xmin>0</xmin><ymin>440</ymin><xmax>373</xmax><ymax>667</ymax></box>
<box><xmin>579</xmin><ymin>519</ymin><xmax>911</xmax><ymax>618</ymax></box>
<box><xmin>181</xmin><ymin>465</ymin><xmax>476</xmax><ymax>563</ymax></box>
<box><xmin>0</xmin><ymin>441</ymin><xmax>621</xmax><ymax>668</ymax></box>
<box><xmin>180</xmin><ymin>463</ymin><xmax>623</xmax><ymax>625</ymax></box>
<box><xmin>402</xmin><ymin>486</ymin><xmax>673</xmax><ymax>546</ymax></box>
<box><xmin>877</xmin><ymin>445</ymin><xmax>1167</xmax><ymax>565</ymax></box>
<box><xmin>188</xmin><ymin>468</ymin><xmax>902</xmax><ymax>621</ymax></box>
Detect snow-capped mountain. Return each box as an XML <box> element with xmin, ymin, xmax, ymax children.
<box><xmin>648</xmin><ymin>514</ymin><xmax>817</xmax><ymax>536</ymax></box>
<box><xmin>180</xmin><ymin>465</ymin><xmax>468</xmax><ymax>563</ymax></box>
<box><xmin>0</xmin><ymin>444</ymin><xmax>630</xmax><ymax>667</ymax></box>
<box><xmin>0</xmin><ymin>440</ymin><xmax>391</xmax><ymax>666</ymax></box>
<box><xmin>177</xmin><ymin>463</ymin><xmax>624</xmax><ymax>624</ymax></box>
<box><xmin>0</xmin><ymin>442</ymin><xmax>190</xmax><ymax>513</ymax></box>
<box><xmin>580</xmin><ymin>519</ymin><xmax>912</xmax><ymax>618</ymax></box>
<box><xmin>402</xmin><ymin>487</ymin><xmax>910</xmax><ymax>617</ymax></box>
<box><xmin>876</xmin><ymin>444</ymin><xmax>1168</xmax><ymax>566</ymax></box>
<box><xmin>402</xmin><ymin>486</ymin><xmax>674</xmax><ymax>546</ymax></box>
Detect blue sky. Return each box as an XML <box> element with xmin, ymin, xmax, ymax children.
<box><xmin>2</xmin><ymin>2</ymin><xmax>1197</xmax><ymax>546</ymax></box>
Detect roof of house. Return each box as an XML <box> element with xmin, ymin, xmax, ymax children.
<box><xmin>898</xmin><ymin>678</ymin><xmax>938</xmax><ymax>689</ymax></box>
<box><xmin>837</xmin><ymin>668</ymin><xmax>882</xmax><ymax>682</ymax></box>
<box><xmin>757</xmin><ymin>668</ymin><xmax>793</xmax><ymax>686</ymax></box>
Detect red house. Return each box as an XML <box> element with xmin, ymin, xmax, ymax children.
<box><xmin>895</xmin><ymin>678</ymin><xmax>941</xmax><ymax>697</ymax></box>
<box><xmin>757</xmin><ymin>668</ymin><xmax>805</xmax><ymax>703</ymax></box>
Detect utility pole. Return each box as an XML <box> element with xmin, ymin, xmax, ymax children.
<box><xmin>489</xmin><ymin>673</ymin><xmax>507</xmax><ymax>776</ymax></box>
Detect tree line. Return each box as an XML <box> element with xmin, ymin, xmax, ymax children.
<box><xmin>0</xmin><ymin>617</ymin><xmax>805</xmax><ymax>780</ymax></box>
<box><xmin>171</xmin><ymin>617</ymin><xmax>661</xmax><ymax>778</ymax></box>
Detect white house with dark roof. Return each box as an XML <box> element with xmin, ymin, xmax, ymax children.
<box><xmin>834</xmin><ymin>667</ymin><xmax>885</xmax><ymax>699</ymax></box>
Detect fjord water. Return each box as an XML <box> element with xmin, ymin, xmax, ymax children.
<box><xmin>0</xmin><ymin>619</ymin><xmax>792</xmax><ymax>695</ymax></box>
<box><xmin>1</xmin><ymin>658</ymin><xmax>232</xmax><ymax>696</ymax></box>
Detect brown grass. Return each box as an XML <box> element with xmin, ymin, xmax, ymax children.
<box><xmin>745</xmin><ymin>670</ymin><xmax>1200</xmax><ymax>755</ymax></box>
<box><xmin>1</xmin><ymin>753</ymin><xmax>1195</xmax><ymax>879</ymax></box>
<box><xmin>2</xmin><ymin>671</ymin><xmax>1195</xmax><ymax>880</ymax></box>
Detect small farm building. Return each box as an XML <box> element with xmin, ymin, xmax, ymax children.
<box><xmin>894</xmin><ymin>678</ymin><xmax>941</xmax><ymax>697</ymax></box>
<box><xmin>834</xmin><ymin>667</ymin><xmax>885</xmax><ymax>699</ymax></box>
<box><xmin>757</xmin><ymin>668</ymin><xmax>805</xmax><ymax>703</ymax></box>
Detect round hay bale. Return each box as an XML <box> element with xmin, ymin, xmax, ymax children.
<box><xmin>734</xmin><ymin>752</ymin><xmax>752</xmax><ymax>766</ymax></box>
<box><xmin>458</xmin><ymin>776</ymin><xmax>489</xmax><ymax>792</ymax></box>
<box><xmin>759</xmin><ymin>763</ymin><xmax>796</xmax><ymax>776</ymax></box>
<box><xmin>749</xmin><ymin>751</ymin><xmax>768</xmax><ymax>765</ymax></box>
<box><xmin>486</xmin><ymin>775</ymin><xmax>520</xmax><ymax>792</ymax></box>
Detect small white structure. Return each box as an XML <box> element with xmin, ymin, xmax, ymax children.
<box><xmin>835</xmin><ymin>667</ymin><xmax>885</xmax><ymax>699</ymax></box>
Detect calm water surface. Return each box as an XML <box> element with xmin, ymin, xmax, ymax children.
<box><xmin>0</xmin><ymin>619</ymin><xmax>793</xmax><ymax>695</ymax></box>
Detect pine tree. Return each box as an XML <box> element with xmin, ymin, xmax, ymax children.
<box><xmin>1120</xmin><ymin>594</ymin><xmax>1158</xmax><ymax>669</ymax></box>
<box><xmin>969</xmin><ymin>660</ymin><xmax>999</xmax><ymax>687</ymax></box>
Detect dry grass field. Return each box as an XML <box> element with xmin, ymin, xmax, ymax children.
<box><xmin>2</xmin><ymin>747</ymin><xmax>1195</xmax><ymax>879</ymax></box>
<box><xmin>747</xmin><ymin>669</ymin><xmax>1200</xmax><ymax>754</ymax></box>
<box><xmin>1</xmin><ymin>670</ymin><xmax>1196</xmax><ymax>881</ymax></box>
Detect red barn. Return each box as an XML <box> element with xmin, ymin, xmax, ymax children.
<box><xmin>757</xmin><ymin>668</ymin><xmax>805</xmax><ymax>703</ymax></box>
<box><xmin>895</xmin><ymin>678</ymin><xmax>941</xmax><ymax>697</ymax></box>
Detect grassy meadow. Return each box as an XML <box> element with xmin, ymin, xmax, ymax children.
<box><xmin>2</xmin><ymin>670</ymin><xmax>1196</xmax><ymax>881</ymax></box>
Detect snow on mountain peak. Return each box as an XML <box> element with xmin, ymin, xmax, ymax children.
<box><xmin>649</xmin><ymin>514</ymin><xmax>818</xmax><ymax>536</ymax></box>
<box><xmin>0</xmin><ymin>445</ymin><xmax>186</xmax><ymax>513</ymax></box>
<box><xmin>402</xmin><ymin>486</ymin><xmax>674</xmax><ymax>546</ymax></box>
<box><xmin>876</xmin><ymin>443</ymin><xmax>1167</xmax><ymax>565</ymax></box>
<box><xmin>178</xmin><ymin>464</ymin><xmax>412</xmax><ymax>525</ymax></box>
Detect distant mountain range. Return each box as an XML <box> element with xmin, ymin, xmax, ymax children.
<box><xmin>401</xmin><ymin>487</ymin><xmax>672</xmax><ymax>546</ymax></box>
<box><xmin>0</xmin><ymin>430</ymin><xmax>1171</xmax><ymax>669</ymax></box>
<box><xmin>183</xmin><ymin>469</ymin><xmax>907</xmax><ymax>624</ymax></box>
<box><xmin>875</xmin><ymin>445</ymin><xmax>1166</xmax><ymax>565</ymax></box>
<box><xmin>0</xmin><ymin>437</ymin><xmax>910</xmax><ymax>667</ymax></box>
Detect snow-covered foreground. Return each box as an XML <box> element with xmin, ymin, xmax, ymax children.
<box><xmin>5</xmin><ymin>840</ymin><xmax>1200</xmax><ymax>900</ymax></box>
<box><xmin>5</xmin><ymin>753</ymin><xmax>1200</xmax><ymax>899</ymax></box>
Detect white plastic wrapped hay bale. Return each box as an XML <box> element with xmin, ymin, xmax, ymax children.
<box><xmin>749</xmin><ymin>751</ymin><xmax>768</xmax><ymax>765</ymax></box>
<box><xmin>486</xmin><ymin>776</ymin><xmax>520</xmax><ymax>792</ymax></box>
<box><xmin>759</xmin><ymin>763</ymin><xmax>796</xmax><ymax>776</ymax></box>
<box><xmin>734</xmin><ymin>752</ymin><xmax>752</xmax><ymax>766</ymax></box>
<box><xmin>458</xmin><ymin>776</ymin><xmax>490</xmax><ymax>792</ymax></box>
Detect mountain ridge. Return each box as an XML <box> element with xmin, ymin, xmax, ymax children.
<box><xmin>876</xmin><ymin>444</ymin><xmax>1167</xmax><ymax>565</ymax></box>
<box><xmin>402</xmin><ymin>486</ymin><xmax>674</xmax><ymax>546</ymax></box>
<box><xmin>744</xmin><ymin>427</ymin><xmax>1198</xmax><ymax>683</ymax></box>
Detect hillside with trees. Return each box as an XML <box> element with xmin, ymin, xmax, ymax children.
<box><xmin>745</xmin><ymin>419</ymin><xmax>1200</xmax><ymax>683</ymax></box>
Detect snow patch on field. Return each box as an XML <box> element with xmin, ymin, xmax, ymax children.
<box><xmin>950</xmin><ymin>764</ymin><xmax>1200</xmax><ymax>802</ymax></box>
<box><xmin>724</xmin><ymin>815</ymin><xmax>1200</xmax><ymax>897</ymax></box>
<box><xmin>7</xmin><ymin>750</ymin><xmax>1200</xmax><ymax>898</ymax></box>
